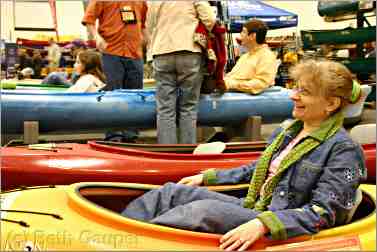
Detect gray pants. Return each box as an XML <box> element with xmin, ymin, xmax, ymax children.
<box><xmin>122</xmin><ymin>182</ymin><xmax>260</xmax><ymax>234</ymax></box>
<box><xmin>154</xmin><ymin>52</ymin><xmax>204</xmax><ymax>144</ymax></box>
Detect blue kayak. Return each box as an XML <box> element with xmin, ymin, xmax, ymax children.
<box><xmin>2</xmin><ymin>87</ymin><xmax>294</xmax><ymax>134</ymax></box>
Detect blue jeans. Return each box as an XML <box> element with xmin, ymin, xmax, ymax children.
<box><xmin>102</xmin><ymin>53</ymin><xmax>143</xmax><ymax>139</ymax></box>
<box><xmin>154</xmin><ymin>52</ymin><xmax>204</xmax><ymax>144</ymax></box>
<box><xmin>102</xmin><ymin>53</ymin><xmax>143</xmax><ymax>90</ymax></box>
<box><xmin>41</xmin><ymin>72</ymin><xmax>70</xmax><ymax>86</ymax></box>
<box><xmin>122</xmin><ymin>182</ymin><xmax>260</xmax><ymax>234</ymax></box>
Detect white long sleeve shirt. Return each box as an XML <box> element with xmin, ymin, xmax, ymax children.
<box><xmin>145</xmin><ymin>1</ymin><xmax>216</xmax><ymax>61</ymax></box>
<box><xmin>66</xmin><ymin>74</ymin><xmax>106</xmax><ymax>93</ymax></box>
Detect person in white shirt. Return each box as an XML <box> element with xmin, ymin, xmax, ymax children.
<box><xmin>47</xmin><ymin>38</ymin><xmax>62</xmax><ymax>72</ymax></box>
<box><xmin>66</xmin><ymin>50</ymin><xmax>106</xmax><ymax>92</ymax></box>
<box><xmin>146</xmin><ymin>1</ymin><xmax>216</xmax><ymax>144</ymax></box>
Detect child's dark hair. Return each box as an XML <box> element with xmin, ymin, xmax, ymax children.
<box><xmin>243</xmin><ymin>19</ymin><xmax>268</xmax><ymax>44</ymax></box>
<box><xmin>78</xmin><ymin>50</ymin><xmax>106</xmax><ymax>82</ymax></box>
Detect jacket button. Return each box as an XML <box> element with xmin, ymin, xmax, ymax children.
<box><xmin>279</xmin><ymin>191</ymin><xmax>285</xmax><ymax>197</ymax></box>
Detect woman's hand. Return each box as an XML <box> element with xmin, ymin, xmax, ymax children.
<box><xmin>177</xmin><ymin>174</ymin><xmax>204</xmax><ymax>186</ymax></box>
<box><xmin>219</xmin><ymin>219</ymin><xmax>267</xmax><ymax>251</ymax></box>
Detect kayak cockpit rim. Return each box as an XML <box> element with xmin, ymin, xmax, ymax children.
<box><xmin>67</xmin><ymin>182</ymin><xmax>376</xmax><ymax>248</ymax></box>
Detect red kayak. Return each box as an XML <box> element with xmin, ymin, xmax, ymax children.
<box><xmin>1</xmin><ymin>141</ymin><xmax>375</xmax><ymax>191</ymax></box>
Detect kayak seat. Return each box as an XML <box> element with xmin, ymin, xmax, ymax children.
<box><xmin>343</xmin><ymin>85</ymin><xmax>372</xmax><ymax>125</ymax></box>
<box><xmin>81</xmin><ymin>187</ymin><xmax>147</xmax><ymax>213</ymax></box>
<box><xmin>349</xmin><ymin>123</ymin><xmax>376</xmax><ymax>144</ymax></box>
<box><xmin>193</xmin><ymin>141</ymin><xmax>226</xmax><ymax>154</ymax></box>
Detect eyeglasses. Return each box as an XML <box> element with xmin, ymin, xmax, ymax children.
<box><xmin>292</xmin><ymin>87</ymin><xmax>313</xmax><ymax>97</ymax></box>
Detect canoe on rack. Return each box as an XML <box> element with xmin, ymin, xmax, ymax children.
<box><xmin>1</xmin><ymin>78</ymin><xmax>156</xmax><ymax>91</ymax></box>
<box><xmin>1</xmin><ymin>87</ymin><xmax>295</xmax><ymax>134</ymax></box>
<box><xmin>1</xmin><ymin>141</ymin><xmax>375</xmax><ymax>190</ymax></box>
<box><xmin>301</xmin><ymin>26</ymin><xmax>376</xmax><ymax>49</ymax></box>
<box><xmin>1</xmin><ymin>85</ymin><xmax>372</xmax><ymax>135</ymax></box>
<box><xmin>1</xmin><ymin>82</ymin><xmax>68</xmax><ymax>91</ymax></box>
<box><xmin>318</xmin><ymin>0</ymin><xmax>376</xmax><ymax>21</ymax></box>
<box><xmin>341</xmin><ymin>57</ymin><xmax>376</xmax><ymax>75</ymax></box>
<box><xmin>0</xmin><ymin>182</ymin><xmax>375</xmax><ymax>251</ymax></box>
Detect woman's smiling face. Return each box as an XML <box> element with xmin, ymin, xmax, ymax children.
<box><xmin>290</xmin><ymin>78</ymin><xmax>332</xmax><ymax>125</ymax></box>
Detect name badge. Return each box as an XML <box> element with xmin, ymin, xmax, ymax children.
<box><xmin>120</xmin><ymin>6</ymin><xmax>137</xmax><ymax>24</ymax></box>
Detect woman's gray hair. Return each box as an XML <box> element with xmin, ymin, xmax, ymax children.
<box><xmin>289</xmin><ymin>59</ymin><xmax>354</xmax><ymax>110</ymax></box>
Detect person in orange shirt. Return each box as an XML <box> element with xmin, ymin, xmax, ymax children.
<box><xmin>82</xmin><ymin>1</ymin><xmax>147</xmax><ymax>142</ymax></box>
<box><xmin>82</xmin><ymin>1</ymin><xmax>147</xmax><ymax>91</ymax></box>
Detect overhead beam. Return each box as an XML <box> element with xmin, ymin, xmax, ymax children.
<box><xmin>15</xmin><ymin>27</ymin><xmax>55</xmax><ymax>32</ymax></box>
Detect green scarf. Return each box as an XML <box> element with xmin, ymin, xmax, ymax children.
<box><xmin>243</xmin><ymin>112</ymin><xmax>344</xmax><ymax>211</ymax></box>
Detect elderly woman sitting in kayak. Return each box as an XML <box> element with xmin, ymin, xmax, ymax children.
<box><xmin>122</xmin><ymin>59</ymin><xmax>367</xmax><ymax>251</ymax></box>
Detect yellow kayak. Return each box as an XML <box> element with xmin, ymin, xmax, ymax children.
<box><xmin>1</xmin><ymin>183</ymin><xmax>375</xmax><ymax>251</ymax></box>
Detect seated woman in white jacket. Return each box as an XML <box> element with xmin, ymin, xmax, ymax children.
<box><xmin>66</xmin><ymin>50</ymin><xmax>106</xmax><ymax>92</ymax></box>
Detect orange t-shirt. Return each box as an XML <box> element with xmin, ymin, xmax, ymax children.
<box><xmin>82</xmin><ymin>0</ymin><xmax>147</xmax><ymax>59</ymax></box>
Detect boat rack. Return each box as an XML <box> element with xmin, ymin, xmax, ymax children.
<box><xmin>20</xmin><ymin>116</ymin><xmax>263</xmax><ymax>145</ymax></box>
<box><xmin>197</xmin><ymin>116</ymin><xmax>262</xmax><ymax>143</ymax></box>
<box><xmin>23</xmin><ymin>121</ymin><xmax>39</xmax><ymax>144</ymax></box>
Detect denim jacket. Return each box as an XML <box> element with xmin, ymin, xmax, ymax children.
<box><xmin>203</xmin><ymin>118</ymin><xmax>367</xmax><ymax>240</ymax></box>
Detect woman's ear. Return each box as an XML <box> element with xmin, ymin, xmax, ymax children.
<box><xmin>326</xmin><ymin>97</ymin><xmax>341</xmax><ymax>114</ymax></box>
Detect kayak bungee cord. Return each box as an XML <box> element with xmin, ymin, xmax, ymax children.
<box><xmin>0</xmin><ymin>218</ymin><xmax>29</xmax><ymax>227</ymax></box>
<box><xmin>1</xmin><ymin>185</ymin><xmax>56</xmax><ymax>194</ymax></box>
<box><xmin>1</xmin><ymin>209</ymin><xmax>63</xmax><ymax>220</ymax></box>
